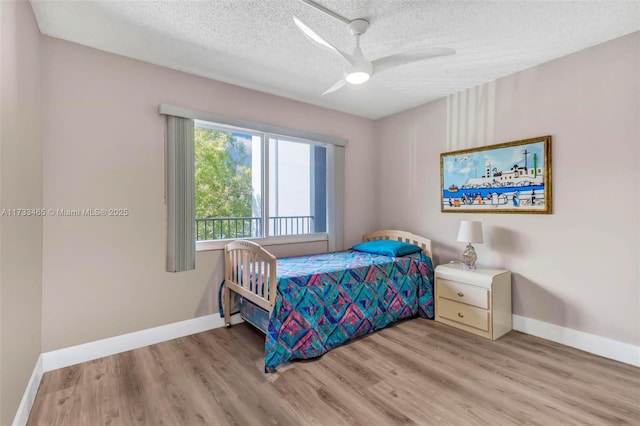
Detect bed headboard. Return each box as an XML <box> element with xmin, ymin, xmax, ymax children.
<box><xmin>362</xmin><ymin>229</ymin><xmax>432</xmax><ymax>259</ymax></box>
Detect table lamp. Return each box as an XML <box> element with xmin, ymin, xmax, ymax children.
<box><xmin>457</xmin><ymin>220</ymin><xmax>483</xmax><ymax>270</ymax></box>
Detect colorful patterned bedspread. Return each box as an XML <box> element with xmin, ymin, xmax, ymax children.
<box><xmin>264</xmin><ymin>250</ymin><xmax>434</xmax><ymax>372</ymax></box>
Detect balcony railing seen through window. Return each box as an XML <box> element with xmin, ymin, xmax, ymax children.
<box><xmin>196</xmin><ymin>216</ymin><xmax>315</xmax><ymax>241</ymax></box>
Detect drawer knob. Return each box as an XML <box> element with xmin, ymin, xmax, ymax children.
<box><xmin>457</xmin><ymin>312</ymin><xmax>464</xmax><ymax>318</ymax></box>
<box><xmin>457</xmin><ymin>291</ymin><xmax>464</xmax><ymax>297</ymax></box>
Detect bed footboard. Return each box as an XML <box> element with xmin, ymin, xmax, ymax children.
<box><xmin>223</xmin><ymin>240</ymin><xmax>277</xmax><ymax>327</ymax></box>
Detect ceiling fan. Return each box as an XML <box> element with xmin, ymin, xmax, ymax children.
<box><xmin>294</xmin><ymin>0</ymin><xmax>456</xmax><ymax>95</ymax></box>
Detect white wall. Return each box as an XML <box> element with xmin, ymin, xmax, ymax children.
<box><xmin>0</xmin><ymin>1</ymin><xmax>43</xmax><ymax>423</ymax></box>
<box><xmin>40</xmin><ymin>37</ymin><xmax>377</xmax><ymax>352</ymax></box>
<box><xmin>375</xmin><ymin>32</ymin><xmax>640</xmax><ymax>346</ymax></box>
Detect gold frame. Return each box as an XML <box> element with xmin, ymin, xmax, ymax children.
<box><xmin>440</xmin><ymin>136</ymin><xmax>552</xmax><ymax>214</ymax></box>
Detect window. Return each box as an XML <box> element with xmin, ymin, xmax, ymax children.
<box><xmin>160</xmin><ymin>104</ymin><xmax>346</xmax><ymax>254</ymax></box>
<box><xmin>194</xmin><ymin>120</ymin><xmax>327</xmax><ymax>243</ymax></box>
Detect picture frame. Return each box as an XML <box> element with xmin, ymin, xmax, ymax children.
<box><xmin>440</xmin><ymin>135</ymin><xmax>552</xmax><ymax>214</ymax></box>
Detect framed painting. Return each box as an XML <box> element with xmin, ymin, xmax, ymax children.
<box><xmin>440</xmin><ymin>135</ymin><xmax>552</xmax><ymax>214</ymax></box>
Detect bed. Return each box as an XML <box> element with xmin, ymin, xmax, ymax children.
<box><xmin>223</xmin><ymin>230</ymin><xmax>434</xmax><ymax>372</ymax></box>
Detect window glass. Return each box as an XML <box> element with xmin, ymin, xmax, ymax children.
<box><xmin>194</xmin><ymin>121</ymin><xmax>262</xmax><ymax>241</ymax></box>
<box><xmin>268</xmin><ymin>138</ymin><xmax>327</xmax><ymax>236</ymax></box>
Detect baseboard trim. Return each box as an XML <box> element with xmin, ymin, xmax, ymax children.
<box><xmin>12</xmin><ymin>355</ymin><xmax>44</xmax><ymax>426</ymax></box>
<box><xmin>15</xmin><ymin>313</ymin><xmax>243</xmax><ymax>425</ymax></box>
<box><xmin>42</xmin><ymin>312</ymin><xmax>243</xmax><ymax>372</ymax></box>
<box><xmin>512</xmin><ymin>314</ymin><xmax>640</xmax><ymax>367</ymax></box>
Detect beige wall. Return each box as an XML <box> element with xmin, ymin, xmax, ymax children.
<box><xmin>0</xmin><ymin>1</ymin><xmax>43</xmax><ymax>423</ymax></box>
<box><xmin>40</xmin><ymin>37</ymin><xmax>377</xmax><ymax>352</ymax></box>
<box><xmin>375</xmin><ymin>32</ymin><xmax>640</xmax><ymax>346</ymax></box>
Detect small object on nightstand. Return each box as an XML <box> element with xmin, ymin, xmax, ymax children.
<box><xmin>435</xmin><ymin>263</ymin><xmax>511</xmax><ymax>340</ymax></box>
<box><xmin>457</xmin><ymin>220</ymin><xmax>483</xmax><ymax>270</ymax></box>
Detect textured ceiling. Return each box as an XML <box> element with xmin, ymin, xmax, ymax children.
<box><xmin>30</xmin><ymin>0</ymin><xmax>640</xmax><ymax>119</ymax></box>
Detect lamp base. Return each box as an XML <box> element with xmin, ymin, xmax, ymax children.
<box><xmin>462</xmin><ymin>243</ymin><xmax>477</xmax><ymax>270</ymax></box>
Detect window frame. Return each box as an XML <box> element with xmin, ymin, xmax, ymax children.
<box><xmin>160</xmin><ymin>104</ymin><xmax>347</xmax><ymax>252</ymax></box>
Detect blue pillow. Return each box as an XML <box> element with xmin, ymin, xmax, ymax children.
<box><xmin>351</xmin><ymin>240</ymin><xmax>422</xmax><ymax>257</ymax></box>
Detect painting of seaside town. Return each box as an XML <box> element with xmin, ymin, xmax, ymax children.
<box><xmin>440</xmin><ymin>136</ymin><xmax>552</xmax><ymax>214</ymax></box>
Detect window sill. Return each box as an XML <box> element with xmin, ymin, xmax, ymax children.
<box><xmin>196</xmin><ymin>233</ymin><xmax>329</xmax><ymax>252</ymax></box>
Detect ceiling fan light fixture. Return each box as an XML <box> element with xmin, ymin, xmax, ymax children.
<box><xmin>345</xmin><ymin>54</ymin><xmax>373</xmax><ymax>85</ymax></box>
<box><xmin>345</xmin><ymin>71</ymin><xmax>370</xmax><ymax>84</ymax></box>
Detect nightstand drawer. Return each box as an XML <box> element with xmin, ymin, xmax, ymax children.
<box><xmin>437</xmin><ymin>298</ymin><xmax>489</xmax><ymax>331</ymax></box>
<box><xmin>437</xmin><ymin>278</ymin><xmax>489</xmax><ymax>309</ymax></box>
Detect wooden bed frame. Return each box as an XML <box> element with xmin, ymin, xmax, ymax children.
<box><xmin>223</xmin><ymin>230</ymin><xmax>432</xmax><ymax>328</ymax></box>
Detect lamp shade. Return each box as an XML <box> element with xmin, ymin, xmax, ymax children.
<box><xmin>457</xmin><ymin>221</ymin><xmax>483</xmax><ymax>244</ymax></box>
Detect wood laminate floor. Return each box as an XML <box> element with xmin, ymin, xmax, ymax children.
<box><xmin>28</xmin><ymin>319</ymin><xmax>640</xmax><ymax>425</ymax></box>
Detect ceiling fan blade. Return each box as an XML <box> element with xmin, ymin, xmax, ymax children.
<box><xmin>372</xmin><ymin>47</ymin><xmax>456</xmax><ymax>75</ymax></box>
<box><xmin>322</xmin><ymin>79</ymin><xmax>347</xmax><ymax>96</ymax></box>
<box><xmin>293</xmin><ymin>16</ymin><xmax>355</xmax><ymax>66</ymax></box>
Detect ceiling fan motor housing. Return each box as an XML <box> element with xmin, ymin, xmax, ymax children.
<box><xmin>346</xmin><ymin>46</ymin><xmax>373</xmax><ymax>81</ymax></box>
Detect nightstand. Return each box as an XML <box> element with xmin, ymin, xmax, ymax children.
<box><xmin>434</xmin><ymin>263</ymin><xmax>512</xmax><ymax>340</ymax></box>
